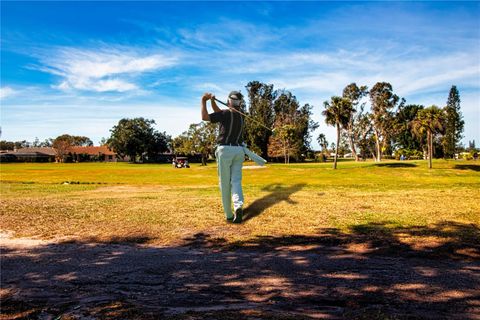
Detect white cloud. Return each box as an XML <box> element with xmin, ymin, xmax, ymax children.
<box><xmin>35</xmin><ymin>47</ymin><xmax>177</xmax><ymax>92</ymax></box>
<box><xmin>0</xmin><ymin>87</ymin><xmax>18</xmax><ymax>99</ymax></box>
<box><xmin>178</xmin><ymin>19</ymin><xmax>281</xmax><ymax>51</ymax></box>
<box><xmin>55</xmin><ymin>78</ymin><xmax>138</xmax><ymax>93</ymax></box>
<box><xmin>213</xmin><ymin>49</ymin><xmax>479</xmax><ymax>100</ymax></box>
<box><xmin>195</xmin><ymin>82</ymin><xmax>223</xmax><ymax>92</ymax></box>
<box><xmin>391</xmin><ymin>54</ymin><xmax>480</xmax><ymax>96</ymax></box>
<box><xmin>174</xmin><ymin>17</ymin><xmax>478</xmax><ymax>100</ymax></box>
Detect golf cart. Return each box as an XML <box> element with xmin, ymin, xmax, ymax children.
<box><xmin>173</xmin><ymin>156</ymin><xmax>190</xmax><ymax>168</ymax></box>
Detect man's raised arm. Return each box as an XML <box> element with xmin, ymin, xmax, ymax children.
<box><xmin>201</xmin><ymin>93</ymin><xmax>211</xmax><ymax>121</ymax></box>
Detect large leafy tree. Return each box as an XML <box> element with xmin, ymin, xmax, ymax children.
<box><xmin>244</xmin><ymin>83</ymin><xmax>317</xmax><ymax>161</ymax></box>
<box><xmin>244</xmin><ymin>81</ymin><xmax>275</xmax><ymax>158</ymax></box>
<box><xmin>411</xmin><ymin>106</ymin><xmax>445</xmax><ymax>169</ymax></box>
<box><xmin>443</xmin><ymin>85</ymin><xmax>464</xmax><ymax>158</ymax></box>
<box><xmin>172</xmin><ymin>122</ymin><xmax>218</xmax><ymax>166</ymax></box>
<box><xmin>54</xmin><ymin>134</ymin><xmax>93</xmax><ymax>147</ymax></box>
<box><xmin>342</xmin><ymin>83</ymin><xmax>368</xmax><ymax>161</ymax></box>
<box><xmin>353</xmin><ymin>112</ymin><xmax>375</xmax><ymax>160</ymax></box>
<box><xmin>52</xmin><ymin>137</ymin><xmax>71</xmax><ymax>163</ymax></box>
<box><xmin>297</xmin><ymin>102</ymin><xmax>319</xmax><ymax>155</ymax></box>
<box><xmin>0</xmin><ymin>141</ymin><xmax>14</xmax><ymax>150</ymax></box>
<box><xmin>52</xmin><ymin>134</ymin><xmax>94</xmax><ymax>162</ymax></box>
<box><xmin>172</xmin><ymin>135</ymin><xmax>192</xmax><ymax>156</ymax></box>
<box><xmin>268</xmin><ymin>114</ymin><xmax>297</xmax><ymax>164</ymax></box>
<box><xmin>107</xmin><ymin>118</ymin><xmax>169</xmax><ymax>163</ymax></box>
<box><xmin>369</xmin><ymin>82</ymin><xmax>403</xmax><ymax>161</ymax></box>
<box><xmin>33</xmin><ymin>137</ymin><xmax>54</xmax><ymax>147</ymax></box>
<box><xmin>16</xmin><ymin>140</ymin><xmax>31</xmax><ymax>149</ymax></box>
<box><xmin>394</xmin><ymin>104</ymin><xmax>425</xmax><ymax>151</ymax></box>
<box><xmin>269</xmin><ymin>91</ymin><xmax>318</xmax><ymax>162</ymax></box>
<box><xmin>322</xmin><ymin>96</ymin><xmax>354</xmax><ymax>169</ymax></box>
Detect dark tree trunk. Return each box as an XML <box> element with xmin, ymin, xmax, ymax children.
<box><xmin>349</xmin><ymin>134</ymin><xmax>358</xmax><ymax>161</ymax></box>
<box><xmin>374</xmin><ymin>129</ymin><xmax>381</xmax><ymax>162</ymax></box>
<box><xmin>427</xmin><ymin>131</ymin><xmax>433</xmax><ymax>169</ymax></box>
<box><xmin>334</xmin><ymin>123</ymin><xmax>340</xmax><ymax>169</ymax></box>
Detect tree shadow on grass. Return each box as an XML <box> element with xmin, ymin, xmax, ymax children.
<box><xmin>243</xmin><ymin>183</ymin><xmax>306</xmax><ymax>222</ymax></box>
<box><xmin>2</xmin><ymin>221</ymin><xmax>479</xmax><ymax>319</ymax></box>
<box><xmin>454</xmin><ymin>164</ymin><xmax>480</xmax><ymax>172</ymax></box>
<box><xmin>375</xmin><ymin>163</ymin><xmax>417</xmax><ymax>168</ymax></box>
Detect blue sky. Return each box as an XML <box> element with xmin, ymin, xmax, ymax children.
<box><xmin>1</xmin><ymin>1</ymin><xmax>479</xmax><ymax>148</ymax></box>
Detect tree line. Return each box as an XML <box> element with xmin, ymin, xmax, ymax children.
<box><xmin>0</xmin><ymin>81</ymin><xmax>474</xmax><ymax>167</ymax></box>
<box><xmin>321</xmin><ymin>82</ymin><xmax>465</xmax><ymax>169</ymax></box>
<box><xmin>171</xmin><ymin>81</ymin><xmax>467</xmax><ymax>168</ymax></box>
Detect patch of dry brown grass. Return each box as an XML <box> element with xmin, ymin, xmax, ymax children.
<box><xmin>1</xmin><ymin>161</ymin><xmax>479</xmax><ymax>246</ymax></box>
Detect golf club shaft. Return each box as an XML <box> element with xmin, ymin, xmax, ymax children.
<box><xmin>213</xmin><ymin>98</ymin><xmax>274</xmax><ymax>132</ymax></box>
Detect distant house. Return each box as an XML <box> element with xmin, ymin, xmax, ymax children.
<box><xmin>68</xmin><ymin>146</ymin><xmax>124</xmax><ymax>162</ymax></box>
<box><xmin>0</xmin><ymin>146</ymin><xmax>125</xmax><ymax>163</ymax></box>
<box><xmin>0</xmin><ymin>147</ymin><xmax>56</xmax><ymax>162</ymax></box>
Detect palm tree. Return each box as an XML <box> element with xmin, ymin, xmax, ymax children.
<box><xmin>322</xmin><ymin>96</ymin><xmax>354</xmax><ymax>169</ymax></box>
<box><xmin>317</xmin><ymin>133</ymin><xmax>329</xmax><ymax>161</ymax></box>
<box><xmin>411</xmin><ymin>105</ymin><xmax>445</xmax><ymax>169</ymax></box>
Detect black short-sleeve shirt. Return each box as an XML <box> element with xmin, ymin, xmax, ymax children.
<box><xmin>209</xmin><ymin>109</ymin><xmax>244</xmax><ymax>145</ymax></box>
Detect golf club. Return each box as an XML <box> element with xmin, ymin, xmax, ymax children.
<box><xmin>214</xmin><ymin>98</ymin><xmax>276</xmax><ymax>133</ymax></box>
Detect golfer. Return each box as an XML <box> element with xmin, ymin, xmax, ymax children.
<box><xmin>201</xmin><ymin>91</ymin><xmax>245</xmax><ymax>223</ymax></box>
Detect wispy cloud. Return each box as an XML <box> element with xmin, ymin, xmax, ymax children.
<box><xmin>177</xmin><ymin>19</ymin><xmax>281</xmax><ymax>51</ymax></box>
<box><xmin>194</xmin><ymin>82</ymin><xmax>224</xmax><ymax>93</ymax></box>
<box><xmin>263</xmin><ymin>50</ymin><xmax>479</xmax><ymax>97</ymax></box>
<box><xmin>32</xmin><ymin>47</ymin><xmax>178</xmax><ymax>92</ymax></box>
<box><xmin>182</xmin><ymin>44</ymin><xmax>478</xmax><ymax>103</ymax></box>
<box><xmin>0</xmin><ymin>87</ymin><xmax>18</xmax><ymax>99</ymax></box>
<box><xmin>159</xmin><ymin>14</ymin><xmax>478</xmax><ymax>101</ymax></box>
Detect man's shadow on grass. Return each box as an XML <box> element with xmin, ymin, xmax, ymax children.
<box><xmin>243</xmin><ymin>183</ymin><xmax>306</xmax><ymax>222</ymax></box>
<box><xmin>375</xmin><ymin>163</ymin><xmax>417</xmax><ymax>168</ymax></box>
<box><xmin>454</xmin><ymin>164</ymin><xmax>480</xmax><ymax>172</ymax></box>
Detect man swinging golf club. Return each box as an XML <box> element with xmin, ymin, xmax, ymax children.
<box><xmin>201</xmin><ymin>91</ymin><xmax>245</xmax><ymax>223</ymax></box>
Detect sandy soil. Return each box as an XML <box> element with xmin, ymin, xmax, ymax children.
<box><xmin>1</xmin><ymin>230</ymin><xmax>479</xmax><ymax>320</ymax></box>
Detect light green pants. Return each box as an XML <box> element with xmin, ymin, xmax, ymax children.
<box><xmin>215</xmin><ymin>146</ymin><xmax>245</xmax><ymax>219</ymax></box>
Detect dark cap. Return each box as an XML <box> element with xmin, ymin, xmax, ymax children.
<box><xmin>228</xmin><ymin>91</ymin><xmax>243</xmax><ymax>100</ymax></box>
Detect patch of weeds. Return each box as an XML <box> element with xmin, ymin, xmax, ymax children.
<box><xmin>61</xmin><ymin>181</ymin><xmax>108</xmax><ymax>185</ymax></box>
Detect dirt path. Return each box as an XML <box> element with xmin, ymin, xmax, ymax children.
<box><xmin>1</xmin><ymin>231</ymin><xmax>479</xmax><ymax>320</ymax></box>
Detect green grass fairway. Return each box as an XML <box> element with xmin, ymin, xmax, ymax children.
<box><xmin>1</xmin><ymin>160</ymin><xmax>479</xmax><ymax>246</ymax></box>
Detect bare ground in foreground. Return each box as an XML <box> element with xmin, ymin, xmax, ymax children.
<box><xmin>1</xmin><ymin>224</ymin><xmax>479</xmax><ymax>320</ymax></box>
